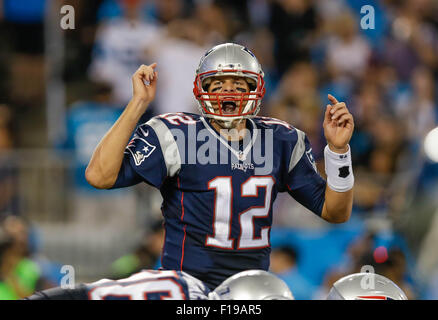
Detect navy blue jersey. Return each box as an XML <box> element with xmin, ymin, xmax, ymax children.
<box><xmin>113</xmin><ymin>112</ymin><xmax>326</xmax><ymax>289</ymax></box>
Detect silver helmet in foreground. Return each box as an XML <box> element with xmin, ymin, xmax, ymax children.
<box><xmin>193</xmin><ymin>43</ymin><xmax>265</xmax><ymax>126</ymax></box>
<box><xmin>209</xmin><ymin>270</ymin><xmax>294</xmax><ymax>300</ymax></box>
<box><xmin>327</xmin><ymin>273</ymin><xmax>408</xmax><ymax>300</ymax></box>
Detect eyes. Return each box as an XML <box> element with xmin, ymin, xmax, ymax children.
<box><xmin>212</xmin><ymin>80</ymin><xmax>244</xmax><ymax>86</ymax></box>
<box><xmin>210</xmin><ymin>80</ymin><xmax>248</xmax><ymax>92</ymax></box>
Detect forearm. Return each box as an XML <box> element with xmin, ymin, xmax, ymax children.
<box><xmin>320</xmin><ymin>142</ymin><xmax>354</xmax><ymax>223</ymax></box>
<box><xmin>321</xmin><ymin>186</ymin><xmax>353</xmax><ymax>223</ymax></box>
<box><xmin>85</xmin><ymin>97</ymin><xmax>148</xmax><ymax>188</ymax></box>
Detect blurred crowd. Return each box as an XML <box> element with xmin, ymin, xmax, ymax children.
<box><xmin>0</xmin><ymin>0</ymin><xmax>437</xmax><ymax>299</ymax></box>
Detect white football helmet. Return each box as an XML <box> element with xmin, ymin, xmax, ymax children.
<box><xmin>327</xmin><ymin>273</ymin><xmax>408</xmax><ymax>300</ymax></box>
<box><xmin>193</xmin><ymin>43</ymin><xmax>265</xmax><ymax>127</ymax></box>
<box><xmin>209</xmin><ymin>270</ymin><xmax>294</xmax><ymax>300</ymax></box>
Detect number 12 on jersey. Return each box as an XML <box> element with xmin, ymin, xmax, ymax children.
<box><xmin>206</xmin><ymin>176</ymin><xmax>274</xmax><ymax>250</ymax></box>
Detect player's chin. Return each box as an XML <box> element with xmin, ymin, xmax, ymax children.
<box><xmin>214</xmin><ymin>117</ymin><xmax>242</xmax><ymax>130</ymax></box>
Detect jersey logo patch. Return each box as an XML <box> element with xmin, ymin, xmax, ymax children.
<box><xmin>127</xmin><ymin>137</ymin><xmax>156</xmax><ymax>166</ymax></box>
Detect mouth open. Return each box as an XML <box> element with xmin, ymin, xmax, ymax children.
<box><xmin>221</xmin><ymin>101</ymin><xmax>238</xmax><ymax>114</ymax></box>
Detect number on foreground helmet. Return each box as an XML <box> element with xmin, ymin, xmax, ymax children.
<box><xmin>209</xmin><ymin>270</ymin><xmax>294</xmax><ymax>300</ymax></box>
<box><xmin>327</xmin><ymin>273</ymin><xmax>408</xmax><ymax>300</ymax></box>
<box><xmin>193</xmin><ymin>43</ymin><xmax>265</xmax><ymax>123</ymax></box>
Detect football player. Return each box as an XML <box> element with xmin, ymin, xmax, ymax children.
<box><xmin>85</xmin><ymin>43</ymin><xmax>355</xmax><ymax>290</ymax></box>
<box><xmin>326</xmin><ymin>272</ymin><xmax>408</xmax><ymax>300</ymax></box>
<box><xmin>25</xmin><ymin>269</ymin><xmax>210</xmax><ymax>300</ymax></box>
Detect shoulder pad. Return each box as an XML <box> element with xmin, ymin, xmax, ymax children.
<box><xmin>252</xmin><ymin>116</ymin><xmax>301</xmax><ymax>141</ymax></box>
<box><xmin>154</xmin><ymin>112</ymin><xmax>200</xmax><ymax>128</ymax></box>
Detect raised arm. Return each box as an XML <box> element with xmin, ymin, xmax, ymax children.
<box><xmin>85</xmin><ymin>63</ymin><xmax>158</xmax><ymax>189</ymax></box>
<box><xmin>321</xmin><ymin>94</ymin><xmax>355</xmax><ymax>223</ymax></box>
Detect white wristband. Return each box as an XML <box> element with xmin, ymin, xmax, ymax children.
<box><xmin>324</xmin><ymin>145</ymin><xmax>354</xmax><ymax>192</ymax></box>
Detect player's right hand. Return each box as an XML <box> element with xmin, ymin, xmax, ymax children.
<box><xmin>132</xmin><ymin>63</ymin><xmax>158</xmax><ymax>110</ymax></box>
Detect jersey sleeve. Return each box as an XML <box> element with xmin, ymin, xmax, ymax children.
<box><xmin>111</xmin><ymin>121</ymin><xmax>167</xmax><ymax>189</ymax></box>
<box><xmin>284</xmin><ymin>130</ymin><xmax>326</xmax><ymax>216</ymax></box>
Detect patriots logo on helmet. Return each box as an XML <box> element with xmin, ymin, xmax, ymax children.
<box><xmin>242</xmin><ymin>46</ymin><xmax>256</xmax><ymax>57</ymax></box>
<box><xmin>203</xmin><ymin>48</ymin><xmax>214</xmax><ymax>57</ymax></box>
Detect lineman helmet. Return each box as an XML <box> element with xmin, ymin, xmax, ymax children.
<box><xmin>209</xmin><ymin>270</ymin><xmax>294</xmax><ymax>300</ymax></box>
<box><xmin>327</xmin><ymin>273</ymin><xmax>408</xmax><ymax>300</ymax></box>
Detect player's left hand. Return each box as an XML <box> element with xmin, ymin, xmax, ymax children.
<box><xmin>323</xmin><ymin>94</ymin><xmax>354</xmax><ymax>153</ymax></box>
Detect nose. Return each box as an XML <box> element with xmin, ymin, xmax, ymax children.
<box><xmin>221</xmin><ymin>80</ymin><xmax>236</xmax><ymax>93</ymax></box>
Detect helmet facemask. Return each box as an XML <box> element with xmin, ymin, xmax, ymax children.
<box><xmin>194</xmin><ymin>68</ymin><xmax>265</xmax><ymax>128</ymax></box>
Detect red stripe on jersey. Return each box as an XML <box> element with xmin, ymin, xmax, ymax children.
<box><xmin>178</xmin><ymin>177</ymin><xmax>186</xmax><ymax>270</ymax></box>
<box><xmin>181</xmin><ymin>225</ymin><xmax>187</xmax><ymax>271</ymax></box>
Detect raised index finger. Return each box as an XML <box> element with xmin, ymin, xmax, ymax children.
<box><xmin>328</xmin><ymin>94</ymin><xmax>339</xmax><ymax>105</ymax></box>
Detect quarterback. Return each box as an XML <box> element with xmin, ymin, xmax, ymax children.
<box><xmin>85</xmin><ymin>43</ymin><xmax>355</xmax><ymax>289</ymax></box>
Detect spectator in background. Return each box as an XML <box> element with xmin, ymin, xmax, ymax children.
<box><xmin>325</xmin><ymin>10</ymin><xmax>371</xmax><ymax>82</ymax></box>
<box><xmin>268</xmin><ymin>61</ymin><xmax>323</xmax><ymax>153</ymax></box>
<box><xmin>146</xmin><ymin>17</ymin><xmax>210</xmax><ymax>114</ymax></box>
<box><xmin>62</xmin><ymin>0</ymin><xmax>107</xmax><ymax>83</ymax></box>
<box><xmin>267</xmin><ymin>62</ymin><xmax>327</xmax><ymax>228</ymax></box>
<box><xmin>268</xmin><ymin>0</ymin><xmax>317</xmax><ymax>75</ymax></box>
<box><xmin>97</xmin><ymin>0</ymin><xmax>156</xmax><ymax>22</ymax></box>
<box><xmin>0</xmin><ymin>0</ymin><xmax>46</xmax><ymax>108</ymax></box>
<box><xmin>194</xmin><ymin>1</ymin><xmax>230</xmax><ymax>43</ymax></box>
<box><xmin>0</xmin><ymin>216</ymin><xmax>52</xmax><ymax>299</ymax></box>
<box><xmin>345</xmin><ymin>76</ymin><xmax>408</xmax><ymax>216</ymax></box>
<box><xmin>57</xmin><ymin>82</ymin><xmax>140</xmax><ymax>228</ymax></box>
<box><xmin>110</xmin><ymin>219</ymin><xmax>164</xmax><ymax>279</ymax></box>
<box><xmin>0</xmin><ymin>104</ymin><xmax>19</xmax><ymax>218</ymax></box>
<box><xmin>88</xmin><ymin>0</ymin><xmax>164</xmax><ymax>106</ymax></box>
<box><xmin>348</xmin><ymin>83</ymin><xmax>382</xmax><ymax>168</ymax></box>
<box><xmin>270</xmin><ymin>245</ymin><xmax>317</xmax><ymax>300</ymax></box>
<box><xmin>395</xmin><ymin>66</ymin><xmax>437</xmax><ymax>143</ymax></box>
<box><xmin>98</xmin><ymin>0</ymin><xmax>186</xmax><ymax>26</ymax></box>
<box><xmin>382</xmin><ymin>0</ymin><xmax>438</xmax><ymax>81</ymax></box>
<box><xmin>318</xmin><ymin>9</ymin><xmax>371</xmax><ymax>104</ymax></box>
